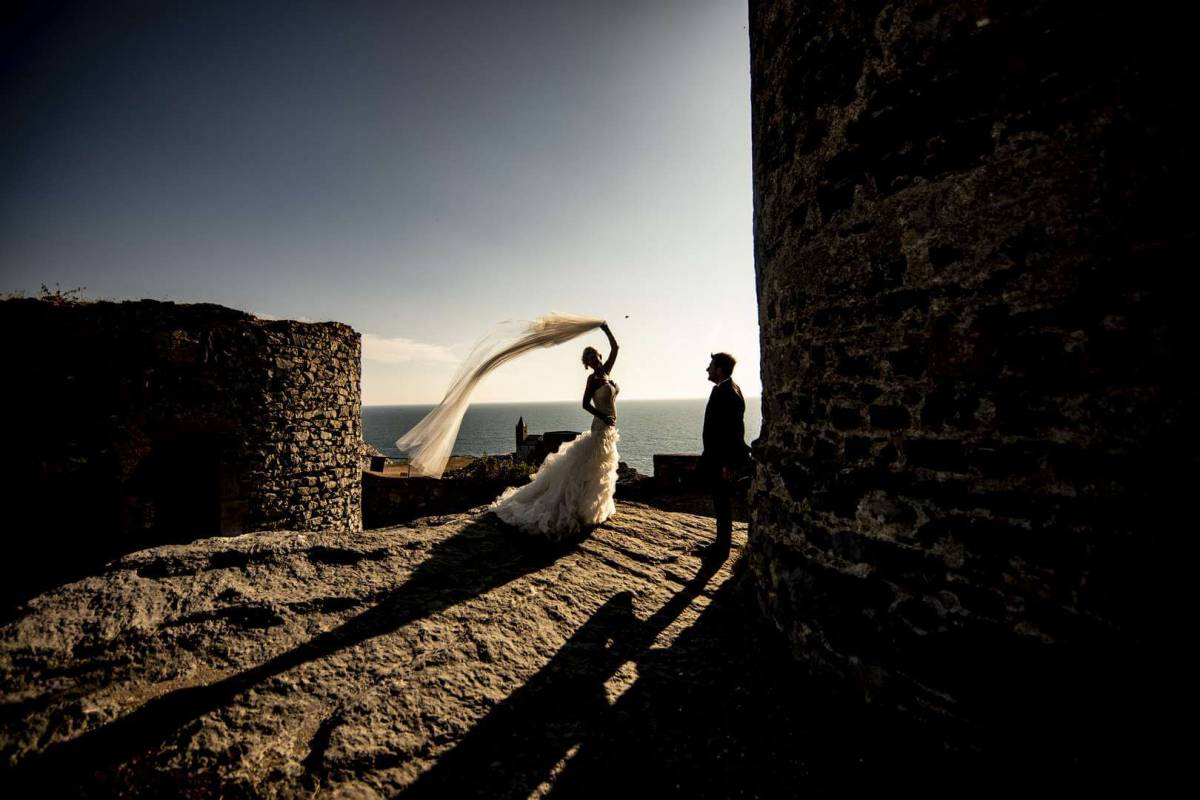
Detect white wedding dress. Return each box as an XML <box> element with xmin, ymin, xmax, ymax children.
<box><xmin>489</xmin><ymin>380</ymin><xmax>620</xmax><ymax>539</ymax></box>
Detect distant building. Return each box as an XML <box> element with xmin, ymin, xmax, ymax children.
<box><xmin>515</xmin><ymin>416</ymin><xmax>580</xmax><ymax>466</ymax></box>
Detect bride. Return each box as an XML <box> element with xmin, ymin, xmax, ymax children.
<box><xmin>489</xmin><ymin>322</ymin><xmax>621</xmax><ymax>539</ymax></box>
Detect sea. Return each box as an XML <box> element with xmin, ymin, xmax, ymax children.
<box><xmin>363</xmin><ymin>398</ymin><xmax>763</xmax><ymax>476</ymax></box>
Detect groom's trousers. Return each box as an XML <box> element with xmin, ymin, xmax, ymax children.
<box><xmin>710</xmin><ymin>475</ymin><xmax>733</xmax><ymax>551</ymax></box>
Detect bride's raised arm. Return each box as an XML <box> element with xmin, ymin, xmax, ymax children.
<box><xmin>601</xmin><ymin>322</ymin><xmax>618</xmax><ymax>373</ymax></box>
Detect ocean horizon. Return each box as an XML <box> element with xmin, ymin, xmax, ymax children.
<box><xmin>363</xmin><ymin>397</ymin><xmax>763</xmax><ymax>476</ymax></box>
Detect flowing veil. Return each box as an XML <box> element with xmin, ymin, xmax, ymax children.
<box><xmin>395</xmin><ymin>312</ymin><xmax>605</xmax><ymax>478</ymax></box>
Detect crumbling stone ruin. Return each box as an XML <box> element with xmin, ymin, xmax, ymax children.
<box><xmin>1</xmin><ymin>299</ymin><xmax>362</xmax><ymax>609</ymax></box>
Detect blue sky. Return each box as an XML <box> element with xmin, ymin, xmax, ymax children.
<box><xmin>2</xmin><ymin>0</ymin><xmax>759</xmax><ymax>403</ymax></box>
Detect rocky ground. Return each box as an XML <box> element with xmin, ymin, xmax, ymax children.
<box><xmin>0</xmin><ymin>501</ymin><xmax>1101</xmax><ymax>797</ymax></box>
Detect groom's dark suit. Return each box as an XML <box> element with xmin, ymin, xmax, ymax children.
<box><xmin>701</xmin><ymin>377</ymin><xmax>751</xmax><ymax>550</ymax></box>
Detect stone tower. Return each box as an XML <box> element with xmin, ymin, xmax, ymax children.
<box><xmin>746</xmin><ymin>0</ymin><xmax>1189</xmax><ymax>752</ymax></box>
<box><xmin>2</xmin><ymin>299</ymin><xmax>363</xmax><ymax>609</ymax></box>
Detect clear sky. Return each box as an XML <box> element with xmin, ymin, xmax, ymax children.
<box><xmin>2</xmin><ymin>0</ymin><xmax>759</xmax><ymax>404</ymax></box>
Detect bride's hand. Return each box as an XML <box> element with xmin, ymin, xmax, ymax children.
<box><xmin>605</xmin><ymin>414</ymin><xmax>616</xmax><ymax>426</ymax></box>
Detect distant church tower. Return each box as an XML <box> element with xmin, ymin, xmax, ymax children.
<box><xmin>515</xmin><ymin>416</ymin><xmax>527</xmax><ymax>448</ymax></box>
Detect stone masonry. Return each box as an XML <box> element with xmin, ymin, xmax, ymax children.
<box><xmin>747</xmin><ymin>0</ymin><xmax>1193</xmax><ymax>734</ymax></box>
<box><xmin>1</xmin><ymin>299</ymin><xmax>361</xmax><ymax>609</ymax></box>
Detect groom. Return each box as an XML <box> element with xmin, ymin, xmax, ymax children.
<box><xmin>700</xmin><ymin>352</ymin><xmax>751</xmax><ymax>558</ymax></box>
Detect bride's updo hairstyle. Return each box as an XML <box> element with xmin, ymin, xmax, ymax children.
<box><xmin>582</xmin><ymin>346</ymin><xmax>600</xmax><ymax>368</ymax></box>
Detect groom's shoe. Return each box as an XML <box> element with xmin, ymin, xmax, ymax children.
<box><xmin>691</xmin><ymin>539</ymin><xmax>731</xmax><ymax>564</ymax></box>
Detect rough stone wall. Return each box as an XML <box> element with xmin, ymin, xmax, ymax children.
<box><xmin>238</xmin><ymin>321</ymin><xmax>362</xmax><ymax>534</ymax></box>
<box><xmin>652</xmin><ymin>454</ymin><xmax>704</xmax><ymax>491</ymax></box>
<box><xmin>1</xmin><ymin>299</ymin><xmax>361</xmax><ymax>607</ymax></box>
<box><xmin>747</xmin><ymin>0</ymin><xmax>1192</xmax><ymax>733</ymax></box>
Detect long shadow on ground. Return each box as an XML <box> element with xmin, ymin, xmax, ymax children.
<box><xmin>5</xmin><ymin>515</ymin><xmax>574</xmax><ymax>794</ymax></box>
<box><xmin>8</xmin><ymin>520</ymin><xmax>1148</xmax><ymax>795</ymax></box>
<box><xmin>396</xmin><ymin>551</ymin><xmax>896</xmax><ymax>799</ymax></box>
<box><xmin>399</xmin><ymin>549</ymin><xmax>725</xmax><ymax>798</ymax></box>
<box><xmin>400</xmin><ymin>548</ymin><xmax>1137</xmax><ymax>797</ymax></box>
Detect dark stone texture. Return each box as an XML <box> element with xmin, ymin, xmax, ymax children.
<box><xmin>747</xmin><ymin>0</ymin><xmax>1192</xmax><ymax>756</ymax></box>
<box><xmin>868</xmin><ymin>403</ymin><xmax>910</xmax><ymax>430</ymax></box>
<box><xmin>0</xmin><ymin>299</ymin><xmax>362</xmax><ymax>614</ymax></box>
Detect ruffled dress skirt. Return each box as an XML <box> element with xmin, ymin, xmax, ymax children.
<box><xmin>489</xmin><ymin>418</ymin><xmax>620</xmax><ymax>540</ymax></box>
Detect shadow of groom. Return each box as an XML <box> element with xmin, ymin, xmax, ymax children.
<box><xmin>398</xmin><ymin>553</ymin><xmax>725</xmax><ymax>798</ymax></box>
<box><xmin>10</xmin><ymin>514</ymin><xmax>579</xmax><ymax>792</ymax></box>
<box><xmin>396</xmin><ymin>547</ymin><xmax>921</xmax><ymax>799</ymax></box>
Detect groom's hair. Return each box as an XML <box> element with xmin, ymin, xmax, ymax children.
<box><xmin>710</xmin><ymin>352</ymin><xmax>736</xmax><ymax>374</ymax></box>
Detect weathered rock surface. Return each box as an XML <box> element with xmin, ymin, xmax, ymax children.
<box><xmin>1</xmin><ymin>501</ymin><xmax>1150</xmax><ymax>795</ymax></box>
<box><xmin>4</xmin><ymin>504</ymin><xmax>708</xmax><ymax>795</ymax></box>
<box><xmin>0</xmin><ymin>504</ymin><xmax>800</xmax><ymax>796</ymax></box>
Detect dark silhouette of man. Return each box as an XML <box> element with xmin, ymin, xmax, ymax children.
<box><xmin>700</xmin><ymin>352</ymin><xmax>751</xmax><ymax>559</ymax></box>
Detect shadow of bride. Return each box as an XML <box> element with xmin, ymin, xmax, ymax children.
<box><xmin>397</xmin><ymin>555</ymin><xmax>724</xmax><ymax>799</ymax></box>
<box><xmin>396</xmin><ymin>549</ymin><xmax>924</xmax><ymax>799</ymax></box>
<box><xmin>544</xmin><ymin>565</ymin><xmax>1161</xmax><ymax>796</ymax></box>
<box><xmin>9</xmin><ymin>513</ymin><xmax>579</xmax><ymax>792</ymax></box>
<box><xmin>542</xmin><ymin>561</ymin><xmax>868</xmax><ymax>797</ymax></box>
